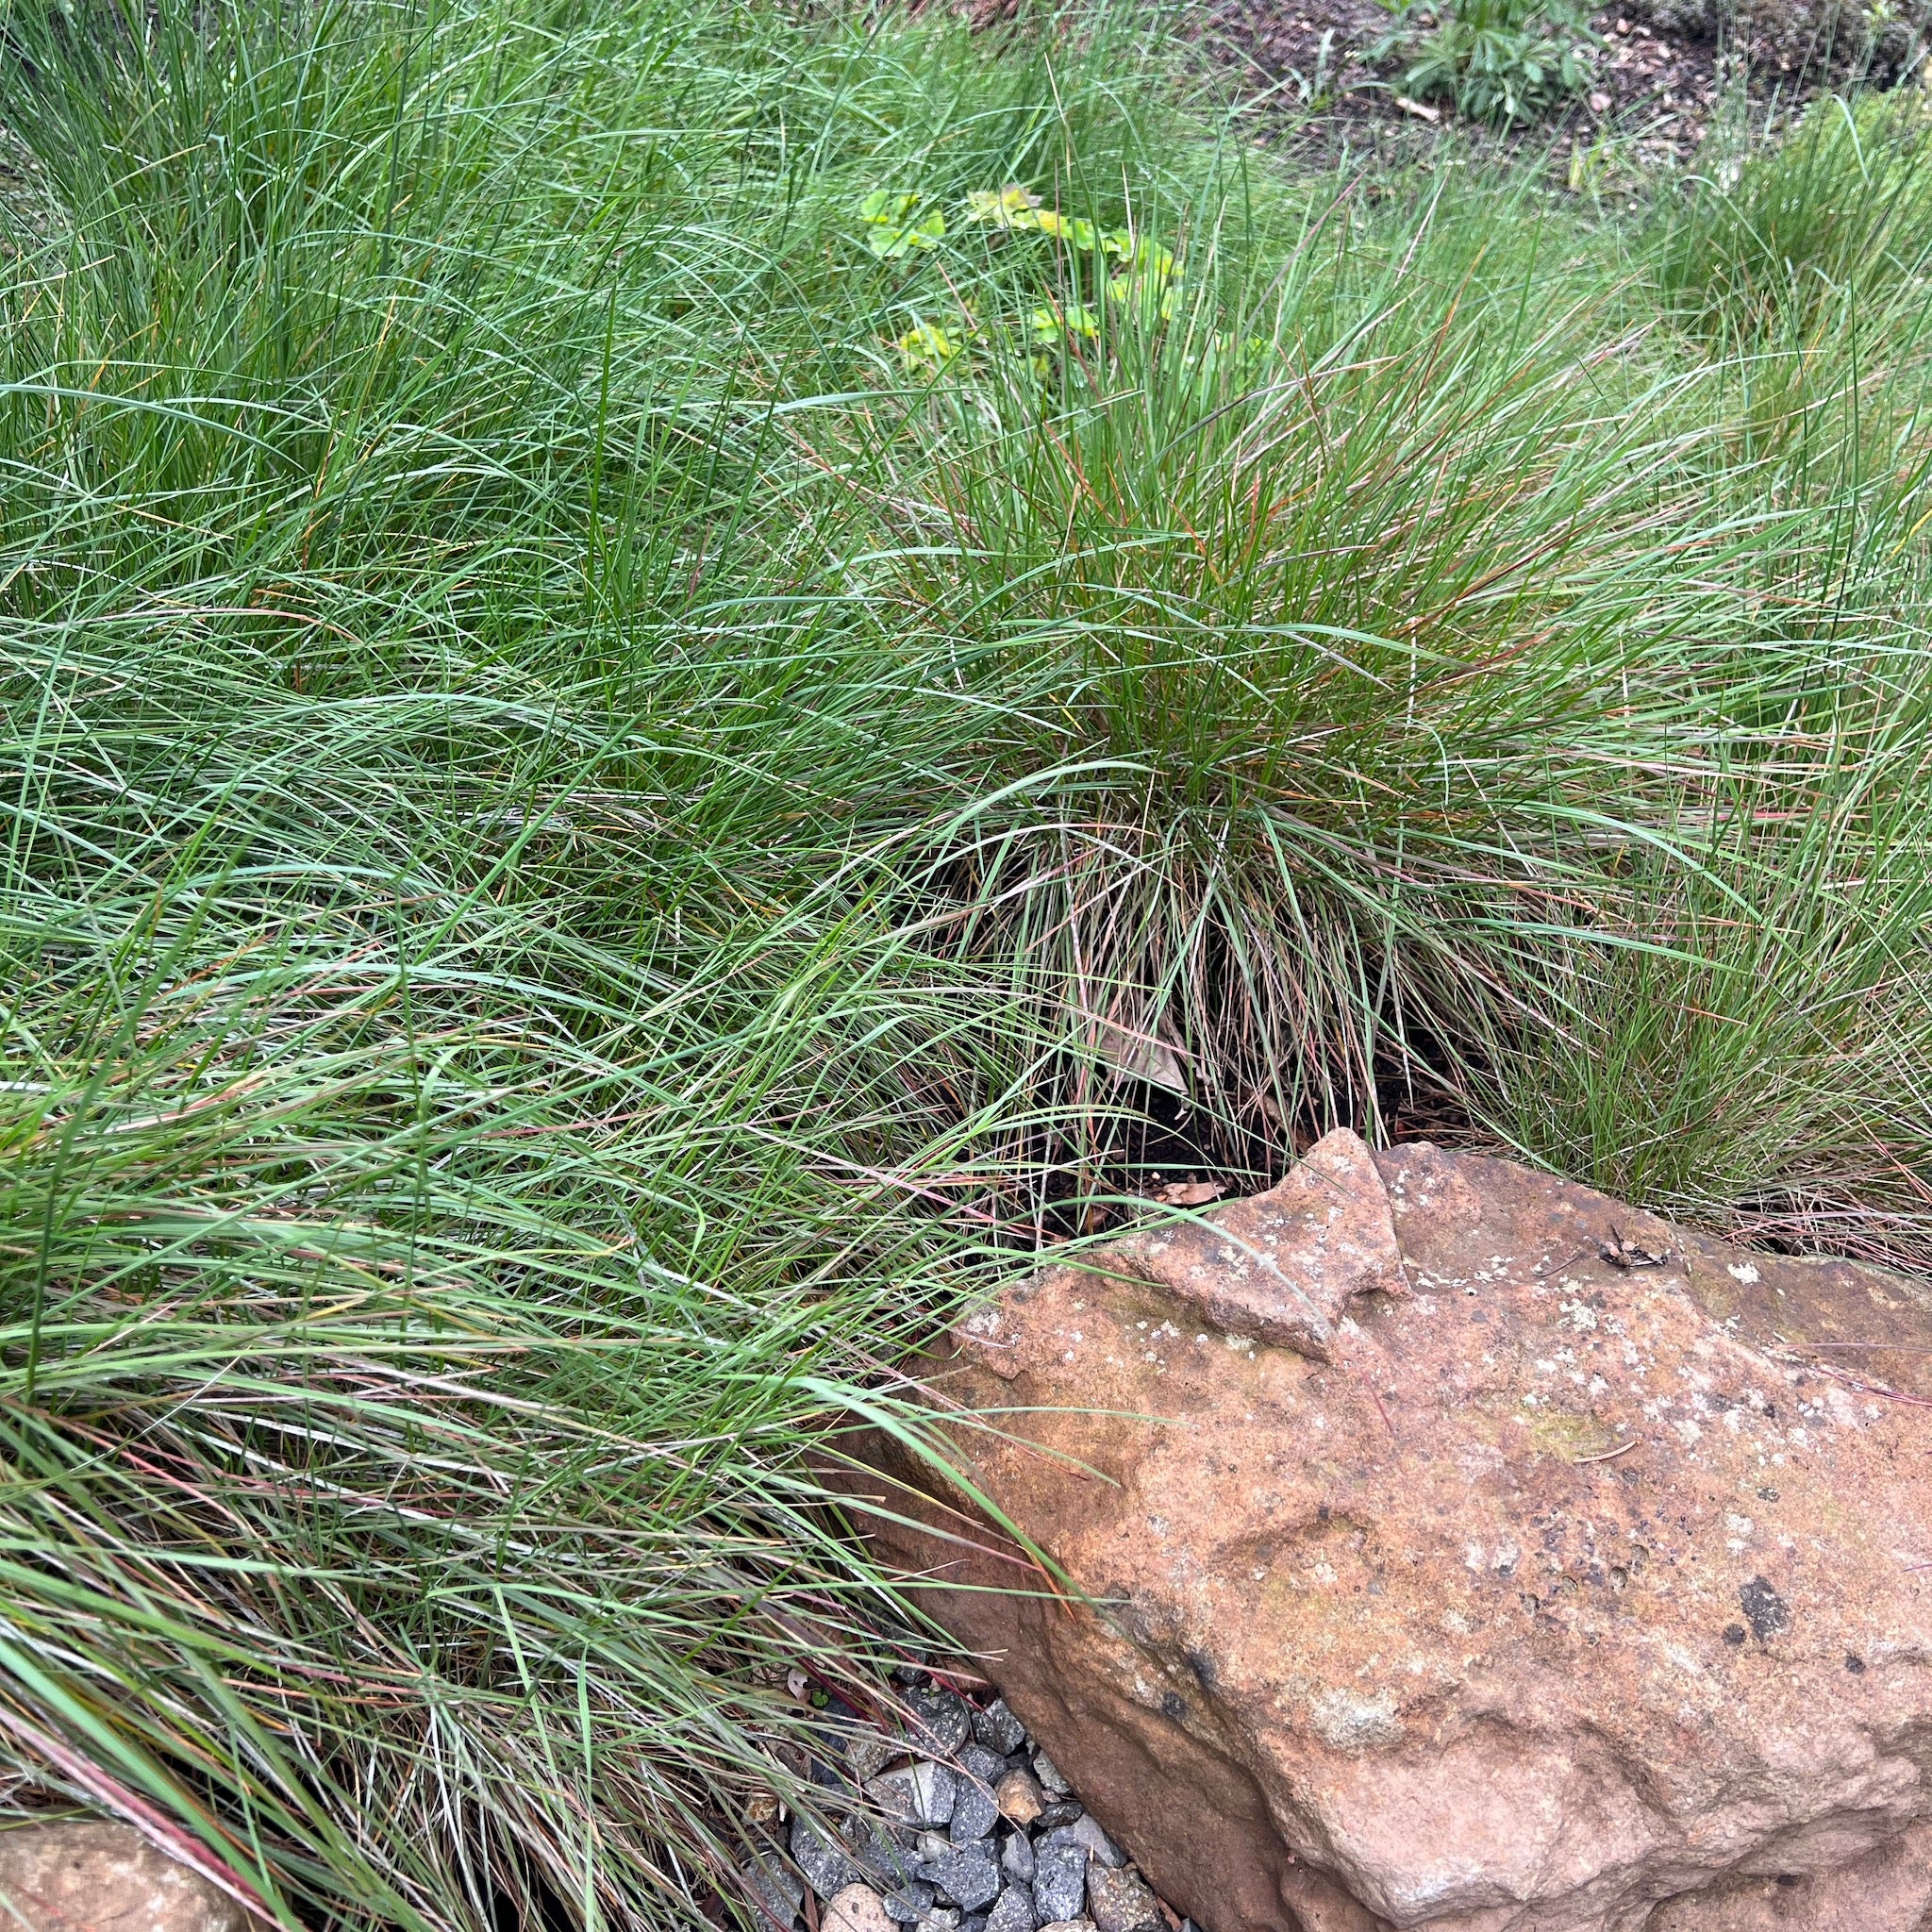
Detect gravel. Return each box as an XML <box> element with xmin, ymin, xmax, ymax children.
<box><xmin>825</xmin><ymin>1886</ymin><xmax>897</xmax><ymax>1932</ymax></box>
<box><xmin>1085</xmin><ymin>1867</ymin><xmax>1163</xmax><ymax>1932</ymax></box>
<box><xmin>869</xmin><ymin>1762</ymin><xmax>958</xmax><ymax>1828</ymax></box>
<box><xmin>986</xmin><ymin>1884</ymin><xmax>1038</xmax><ymax>1932</ymax></box>
<box><xmin>959</xmin><ymin>1743</ymin><xmax>1008</xmax><ymax>1785</ymax></box>
<box><xmin>743</xmin><ymin>1853</ymin><xmax>806</xmax><ymax>1926</ymax></box>
<box><xmin>971</xmin><ymin>1700</ymin><xmax>1028</xmax><ymax>1755</ymax></box>
<box><xmin>994</xmin><ymin>1770</ymin><xmax>1045</xmax><ymax>1828</ymax></box>
<box><xmin>1029</xmin><ymin>1840</ymin><xmax>1089</xmax><ymax>1924</ymax></box>
<box><xmin>908</xmin><ymin>1686</ymin><xmax>973</xmax><ymax>1756</ymax></box>
<box><xmin>918</xmin><ymin>1848</ymin><xmax>1003</xmax><ymax>1912</ymax></box>
<box><xmin>791</xmin><ymin>1819</ymin><xmax>862</xmax><ymax>1898</ymax></box>
<box><xmin>949</xmin><ymin>1776</ymin><xmax>1000</xmax><ymax>1845</ymax></box>
<box><xmin>882</xmin><ymin>1881</ymin><xmax>937</xmax><ymax>1924</ymax></box>
<box><xmin>758</xmin><ymin>1670</ymin><xmax>1191</xmax><ymax>1932</ymax></box>
<box><xmin>1029</xmin><ymin>1750</ymin><xmax>1072</xmax><ymax>1799</ymax></box>
<box><xmin>1040</xmin><ymin>1821</ymin><xmax>1123</xmax><ymax>1872</ymax></box>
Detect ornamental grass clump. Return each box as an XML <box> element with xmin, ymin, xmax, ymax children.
<box><xmin>7</xmin><ymin>0</ymin><xmax>1932</xmax><ymax>1923</ymax></box>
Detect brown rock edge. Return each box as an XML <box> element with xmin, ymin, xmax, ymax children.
<box><xmin>0</xmin><ymin>1819</ymin><xmax>248</xmax><ymax>1932</ymax></box>
<box><xmin>841</xmin><ymin>1135</ymin><xmax>1932</xmax><ymax>1932</ymax></box>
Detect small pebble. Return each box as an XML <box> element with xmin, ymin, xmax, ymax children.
<box><xmin>824</xmin><ymin>1886</ymin><xmax>896</xmax><ymax>1932</ymax></box>
<box><xmin>1000</xmin><ymin>1832</ymin><xmax>1035</xmax><ymax>1887</ymax></box>
<box><xmin>994</xmin><ymin>1770</ymin><xmax>1045</xmax><ymax>1828</ymax></box>
<box><xmin>909</xmin><ymin>1686</ymin><xmax>972</xmax><ymax>1756</ymax></box>
<box><xmin>972</xmin><ymin>1698</ymin><xmax>1028</xmax><ymax>1756</ymax></box>
<box><xmin>870</xmin><ymin>1762</ymin><xmax>957</xmax><ymax>1828</ymax></box>
<box><xmin>1085</xmin><ymin>1866</ymin><xmax>1162</xmax><ymax>1932</ymax></box>
<box><xmin>1031</xmin><ymin>1840</ymin><xmax>1088</xmax><ymax>1924</ymax></box>
<box><xmin>846</xmin><ymin>1734</ymin><xmax>901</xmax><ymax>1783</ymax></box>
<box><xmin>986</xmin><ymin>1882</ymin><xmax>1038</xmax><ymax>1932</ymax></box>
<box><xmin>742</xmin><ymin>1853</ymin><xmax>805</xmax><ymax>1929</ymax></box>
<box><xmin>882</xmin><ymin>1882</ymin><xmax>937</xmax><ymax>1924</ymax></box>
<box><xmin>920</xmin><ymin>1912</ymin><xmax>961</xmax><ymax>1932</ymax></box>
<box><xmin>846</xmin><ymin>1820</ymin><xmax>920</xmax><ymax>1888</ymax></box>
<box><xmin>1054</xmin><ymin>1819</ymin><xmax>1124</xmax><ymax>1870</ymax></box>
<box><xmin>791</xmin><ymin>1818</ymin><xmax>862</xmax><ymax>1898</ymax></box>
<box><xmin>918</xmin><ymin>1831</ymin><xmax>953</xmax><ymax>1863</ymax></box>
<box><xmin>917</xmin><ymin>1849</ymin><xmax>1001</xmax><ymax>1913</ymax></box>
<box><xmin>1030</xmin><ymin>1749</ymin><xmax>1072</xmax><ymax>1799</ymax></box>
<box><xmin>959</xmin><ymin>1743</ymin><xmax>1008</xmax><ymax>1785</ymax></box>
<box><xmin>1034</xmin><ymin>1802</ymin><xmax>1084</xmax><ymax>1830</ymax></box>
<box><xmin>950</xmin><ymin>1775</ymin><xmax>1000</xmax><ymax>1845</ymax></box>
<box><xmin>1038</xmin><ymin>1921</ymin><xmax>1098</xmax><ymax>1932</ymax></box>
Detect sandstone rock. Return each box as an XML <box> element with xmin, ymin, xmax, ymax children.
<box><xmin>0</xmin><ymin>1821</ymin><xmax>247</xmax><ymax>1932</ymax></box>
<box><xmin>826</xmin><ymin>1885</ymin><xmax>900</xmax><ymax>1932</ymax></box>
<box><xmin>996</xmin><ymin>1771</ymin><xmax>1045</xmax><ymax>1827</ymax></box>
<box><xmin>850</xmin><ymin>1134</ymin><xmax>1932</xmax><ymax>1932</ymax></box>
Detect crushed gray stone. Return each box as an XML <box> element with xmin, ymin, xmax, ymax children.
<box><xmin>772</xmin><ymin>1671</ymin><xmax>1186</xmax><ymax>1932</ymax></box>
<box><xmin>959</xmin><ymin>1742</ymin><xmax>1009</xmax><ymax>1785</ymax></box>
<box><xmin>987</xmin><ymin>1882</ymin><xmax>1039</xmax><ymax>1932</ymax></box>
<box><xmin>882</xmin><ymin>1880</ymin><xmax>937</xmax><ymax>1924</ymax></box>
<box><xmin>743</xmin><ymin>1852</ymin><xmax>806</xmax><ymax>1927</ymax></box>
<box><xmin>846</xmin><ymin>1731</ymin><xmax>903</xmax><ymax>1783</ymax></box>
<box><xmin>971</xmin><ymin>1699</ymin><xmax>1028</xmax><ymax>1756</ymax></box>
<box><xmin>1030</xmin><ymin>1840</ymin><xmax>1088</xmax><ymax>1924</ymax></box>
<box><xmin>791</xmin><ymin>1819</ymin><xmax>862</xmax><ymax>1899</ymax></box>
<box><xmin>999</xmin><ymin>1830</ymin><xmax>1036</xmax><ymax>1886</ymax></box>
<box><xmin>949</xmin><ymin>1774</ymin><xmax>1000</xmax><ymax>1845</ymax></box>
<box><xmin>1085</xmin><ymin>1865</ymin><xmax>1162</xmax><ymax>1932</ymax></box>
<box><xmin>846</xmin><ymin>1821</ymin><xmax>922</xmax><ymax>1888</ymax></box>
<box><xmin>917</xmin><ymin>1848</ymin><xmax>1001</xmax><ymax>1912</ymax></box>
<box><xmin>908</xmin><ymin>1685</ymin><xmax>973</xmax><ymax>1756</ymax></box>
<box><xmin>1038</xmin><ymin>1821</ymin><xmax>1122</xmax><ymax>1871</ymax></box>
<box><xmin>870</xmin><ymin>1761</ymin><xmax>957</xmax><ymax>1828</ymax></box>
<box><xmin>1029</xmin><ymin>1749</ymin><xmax>1072</xmax><ymax>1800</ymax></box>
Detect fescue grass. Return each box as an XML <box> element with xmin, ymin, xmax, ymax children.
<box><xmin>4</xmin><ymin>0</ymin><xmax>1932</xmax><ymax>1924</ymax></box>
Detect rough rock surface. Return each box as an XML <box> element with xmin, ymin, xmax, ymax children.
<box><xmin>849</xmin><ymin>1134</ymin><xmax>1932</xmax><ymax>1932</ymax></box>
<box><xmin>0</xmin><ymin>1819</ymin><xmax>247</xmax><ymax>1932</ymax></box>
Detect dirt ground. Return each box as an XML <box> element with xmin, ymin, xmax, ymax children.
<box><xmin>1191</xmin><ymin>0</ymin><xmax>1908</xmax><ymax>169</ymax></box>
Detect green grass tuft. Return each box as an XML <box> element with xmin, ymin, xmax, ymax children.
<box><xmin>5</xmin><ymin>0</ymin><xmax>1932</xmax><ymax>1923</ymax></box>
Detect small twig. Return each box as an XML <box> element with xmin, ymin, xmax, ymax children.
<box><xmin>1572</xmin><ymin>1437</ymin><xmax>1640</xmax><ymax>1464</ymax></box>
